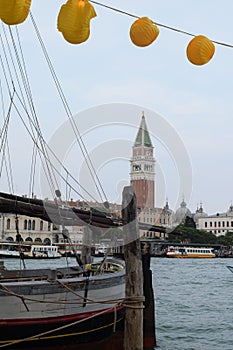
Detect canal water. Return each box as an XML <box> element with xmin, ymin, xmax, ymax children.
<box><xmin>2</xmin><ymin>257</ymin><xmax>233</xmax><ymax>350</ymax></box>
<box><xmin>152</xmin><ymin>257</ymin><xmax>233</xmax><ymax>350</ymax></box>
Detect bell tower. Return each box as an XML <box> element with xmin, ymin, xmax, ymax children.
<box><xmin>130</xmin><ymin>113</ymin><xmax>155</xmax><ymax>209</ymax></box>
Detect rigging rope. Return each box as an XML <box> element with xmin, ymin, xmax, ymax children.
<box><xmin>0</xmin><ymin>90</ymin><xmax>15</xmax><ymax>193</ymax></box>
<box><xmin>10</xmin><ymin>91</ymin><xmax>100</xmax><ymax>202</ymax></box>
<box><xmin>30</xmin><ymin>12</ymin><xmax>109</xmax><ymax>204</ymax></box>
<box><xmin>0</xmin><ymin>81</ymin><xmax>14</xmax><ymax>193</ymax></box>
<box><xmin>0</xmin><ymin>26</ymin><xmax>103</xmax><ymax>204</ymax></box>
<box><xmin>8</xmin><ymin>25</ymin><xmax>60</xmax><ymax>198</ymax></box>
<box><xmin>0</xmin><ymin>25</ymin><xmax>58</xmax><ymax>198</ymax></box>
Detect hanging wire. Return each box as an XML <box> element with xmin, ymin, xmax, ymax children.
<box><xmin>0</xmin><ymin>90</ymin><xmax>15</xmax><ymax>192</ymax></box>
<box><xmin>30</xmin><ymin>12</ymin><xmax>109</xmax><ymax>204</ymax></box>
<box><xmin>90</xmin><ymin>0</ymin><xmax>233</xmax><ymax>49</ymax></box>
<box><xmin>12</xmin><ymin>90</ymin><xmax>100</xmax><ymax>202</ymax></box>
<box><xmin>0</xmin><ymin>26</ymin><xmax>101</xmax><ymax>204</ymax></box>
<box><xmin>8</xmin><ymin>25</ymin><xmax>60</xmax><ymax>197</ymax></box>
<box><xmin>0</xmin><ymin>80</ymin><xmax>14</xmax><ymax>193</ymax></box>
<box><xmin>0</xmin><ymin>29</ymin><xmax>56</xmax><ymax>199</ymax></box>
<box><xmin>14</xmin><ymin>27</ymin><xmax>39</xmax><ymax>198</ymax></box>
<box><xmin>11</xmin><ymin>90</ymin><xmax>101</xmax><ymax>203</ymax></box>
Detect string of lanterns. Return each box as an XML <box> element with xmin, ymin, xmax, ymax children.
<box><xmin>0</xmin><ymin>0</ymin><xmax>229</xmax><ymax>66</ymax></box>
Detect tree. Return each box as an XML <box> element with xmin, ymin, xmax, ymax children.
<box><xmin>168</xmin><ymin>225</ymin><xmax>217</xmax><ymax>244</ymax></box>
<box><xmin>216</xmin><ymin>234</ymin><xmax>233</xmax><ymax>247</ymax></box>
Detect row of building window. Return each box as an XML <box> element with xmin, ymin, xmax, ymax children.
<box><xmin>138</xmin><ymin>210</ymin><xmax>170</xmax><ymax>215</ymax></box>
<box><xmin>142</xmin><ymin>231</ymin><xmax>165</xmax><ymax>239</ymax></box>
<box><xmin>138</xmin><ymin>217</ymin><xmax>170</xmax><ymax>224</ymax></box>
<box><xmin>5</xmin><ymin>218</ymin><xmax>57</xmax><ymax>231</ymax></box>
<box><xmin>7</xmin><ymin>236</ymin><xmax>51</xmax><ymax>244</ymax></box>
<box><xmin>204</xmin><ymin>221</ymin><xmax>233</xmax><ymax>228</ymax></box>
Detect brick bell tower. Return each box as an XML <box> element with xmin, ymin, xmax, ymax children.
<box><xmin>130</xmin><ymin>113</ymin><xmax>155</xmax><ymax>209</ymax></box>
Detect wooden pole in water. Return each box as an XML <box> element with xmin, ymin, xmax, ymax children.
<box><xmin>142</xmin><ymin>243</ymin><xmax>156</xmax><ymax>348</ymax></box>
<box><xmin>122</xmin><ymin>186</ymin><xmax>144</xmax><ymax>350</ymax></box>
<box><xmin>81</xmin><ymin>226</ymin><xmax>93</xmax><ymax>264</ymax></box>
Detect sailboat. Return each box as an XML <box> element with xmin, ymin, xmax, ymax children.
<box><xmin>0</xmin><ymin>6</ymin><xmax>127</xmax><ymax>349</ymax></box>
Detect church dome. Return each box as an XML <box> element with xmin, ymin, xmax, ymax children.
<box><xmin>175</xmin><ymin>199</ymin><xmax>192</xmax><ymax>224</ymax></box>
<box><xmin>193</xmin><ymin>203</ymin><xmax>207</xmax><ymax>223</ymax></box>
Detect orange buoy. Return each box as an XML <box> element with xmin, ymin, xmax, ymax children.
<box><xmin>130</xmin><ymin>17</ymin><xmax>159</xmax><ymax>47</ymax></box>
<box><xmin>186</xmin><ymin>35</ymin><xmax>215</xmax><ymax>65</ymax></box>
<box><xmin>0</xmin><ymin>0</ymin><xmax>31</xmax><ymax>25</ymax></box>
<box><xmin>57</xmin><ymin>0</ymin><xmax>97</xmax><ymax>44</ymax></box>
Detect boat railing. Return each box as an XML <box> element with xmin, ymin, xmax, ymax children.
<box><xmin>0</xmin><ymin>260</ymin><xmax>124</xmax><ymax>283</ymax></box>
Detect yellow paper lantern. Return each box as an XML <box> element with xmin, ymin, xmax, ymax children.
<box><xmin>0</xmin><ymin>0</ymin><xmax>31</xmax><ymax>25</ymax></box>
<box><xmin>57</xmin><ymin>0</ymin><xmax>97</xmax><ymax>44</ymax></box>
<box><xmin>186</xmin><ymin>35</ymin><xmax>215</xmax><ymax>65</ymax></box>
<box><xmin>130</xmin><ymin>17</ymin><xmax>159</xmax><ymax>47</ymax></box>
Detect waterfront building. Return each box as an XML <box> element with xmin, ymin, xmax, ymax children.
<box><xmin>0</xmin><ymin>212</ymin><xmax>83</xmax><ymax>244</ymax></box>
<box><xmin>0</xmin><ymin>198</ymin><xmax>121</xmax><ymax>244</ymax></box>
<box><xmin>137</xmin><ymin>201</ymin><xmax>173</xmax><ymax>239</ymax></box>
<box><xmin>197</xmin><ymin>204</ymin><xmax>233</xmax><ymax>236</ymax></box>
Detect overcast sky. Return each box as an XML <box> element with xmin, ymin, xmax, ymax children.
<box><xmin>0</xmin><ymin>0</ymin><xmax>233</xmax><ymax>215</ymax></box>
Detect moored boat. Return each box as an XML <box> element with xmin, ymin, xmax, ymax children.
<box><xmin>0</xmin><ymin>242</ymin><xmax>61</xmax><ymax>259</ymax></box>
<box><xmin>56</xmin><ymin>242</ymin><xmax>83</xmax><ymax>257</ymax></box>
<box><xmin>166</xmin><ymin>246</ymin><xmax>216</xmax><ymax>258</ymax></box>
<box><xmin>0</xmin><ymin>258</ymin><xmax>125</xmax><ymax>348</ymax></box>
<box><xmin>93</xmin><ymin>243</ymin><xmax>108</xmax><ymax>257</ymax></box>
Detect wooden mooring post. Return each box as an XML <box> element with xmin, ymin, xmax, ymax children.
<box><xmin>142</xmin><ymin>243</ymin><xmax>156</xmax><ymax>348</ymax></box>
<box><xmin>81</xmin><ymin>226</ymin><xmax>93</xmax><ymax>264</ymax></box>
<box><xmin>122</xmin><ymin>186</ymin><xmax>144</xmax><ymax>350</ymax></box>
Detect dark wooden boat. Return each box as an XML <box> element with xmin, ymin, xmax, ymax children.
<box><xmin>0</xmin><ymin>259</ymin><xmax>125</xmax><ymax>349</ymax></box>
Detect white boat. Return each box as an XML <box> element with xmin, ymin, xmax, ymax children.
<box><xmin>56</xmin><ymin>242</ymin><xmax>83</xmax><ymax>257</ymax></box>
<box><xmin>166</xmin><ymin>246</ymin><xmax>216</xmax><ymax>258</ymax></box>
<box><xmin>0</xmin><ymin>242</ymin><xmax>61</xmax><ymax>259</ymax></box>
<box><xmin>93</xmin><ymin>243</ymin><xmax>108</xmax><ymax>257</ymax></box>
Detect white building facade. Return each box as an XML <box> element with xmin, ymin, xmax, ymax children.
<box><xmin>197</xmin><ymin>205</ymin><xmax>233</xmax><ymax>236</ymax></box>
<box><xmin>0</xmin><ymin>213</ymin><xmax>83</xmax><ymax>244</ymax></box>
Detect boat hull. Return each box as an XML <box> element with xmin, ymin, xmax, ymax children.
<box><xmin>0</xmin><ymin>259</ymin><xmax>125</xmax><ymax>348</ymax></box>
<box><xmin>0</xmin><ymin>307</ymin><xmax>124</xmax><ymax>349</ymax></box>
<box><xmin>167</xmin><ymin>253</ymin><xmax>215</xmax><ymax>258</ymax></box>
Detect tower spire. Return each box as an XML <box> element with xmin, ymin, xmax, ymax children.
<box><xmin>134</xmin><ymin>112</ymin><xmax>153</xmax><ymax>148</ymax></box>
